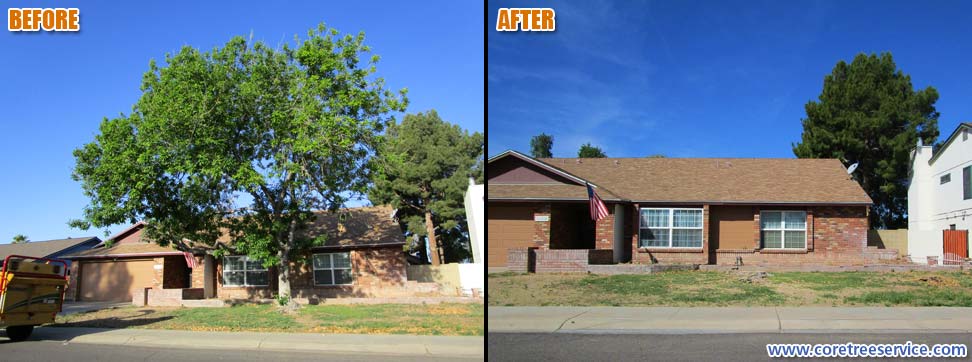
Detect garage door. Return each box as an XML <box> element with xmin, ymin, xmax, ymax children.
<box><xmin>79</xmin><ymin>260</ymin><xmax>155</xmax><ymax>302</ymax></box>
<box><xmin>487</xmin><ymin>206</ymin><xmax>535</xmax><ymax>267</ymax></box>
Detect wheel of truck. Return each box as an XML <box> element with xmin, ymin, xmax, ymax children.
<box><xmin>5</xmin><ymin>325</ymin><xmax>34</xmax><ymax>342</ymax></box>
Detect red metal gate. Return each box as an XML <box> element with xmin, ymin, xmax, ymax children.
<box><xmin>943</xmin><ymin>230</ymin><xmax>969</xmax><ymax>265</ymax></box>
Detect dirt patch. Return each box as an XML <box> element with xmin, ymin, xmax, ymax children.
<box><xmin>913</xmin><ymin>275</ymin><xmax>960</xmax><ymax>288</ymax></box>
<box><xmin>735</xmin><ymin>271</ymin><xmax>771</xmax><ymax>284</ymax></box>
<box><xmin>428</xmin><ymin>305</ymin><xmax>471</xmax><ymax>315</ymax></box>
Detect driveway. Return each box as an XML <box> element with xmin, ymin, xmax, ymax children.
<box><xmin>59</xmin><ymin>301</ymin><xmax>130</xmax><ymax>316</ymax></box>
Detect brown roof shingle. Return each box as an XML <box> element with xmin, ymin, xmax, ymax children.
<box><xmin>0</xmin><ymin>237</ymin><xmax>100</xmax><ymax>261</ymax></box>
<box><xmin>303</xmin><ymin>205</ymin><xmax>406</xmax><ymax>249</ymax></box>
<box><xmin>64</xmin><ymin>242</ymin><xmax>182</xmax><ymax>259</ymax></box>
<box><xmin>489</xmin><ymin>155</ymin><xmax>872</xmax><ymax>204</ymax></box>
<box><xmin>64</xmin><ymin>205</ymin><xmax>405</xmax><ymax>258</ymax></box>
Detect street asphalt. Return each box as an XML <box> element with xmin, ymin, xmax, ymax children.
<box><xmin>0</xmin><ymin>326</ymin><xmax>484</xmax><ymax>359</ymax></box>
<box><xmin>488</xmin><ymin>332</ymin><xmax>972</xmax><ymax>362</ymax></box>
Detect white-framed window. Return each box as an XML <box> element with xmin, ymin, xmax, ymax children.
<box><xmin>760</xmin><ymin>211</ymin><xmax>807</xmax><ymax>249</ymax></box>
<box><xmin>964</xmin><ymin>166</ymin><xmax>971</xmax><ymax>200</ymax></box>
<box><xmin>313</xmin><ymin>252</ymin><xmax>353</xmax><ymax>285</ymax></box>
<box><xmin>638</xmin><ymin>208</ymin><xmax>703</xmax><ymax>248</ymax></box>
<box><xmin>222</xmin><ymin>256</ymin><xmax>269</xmax><ymax>287</ymax></box>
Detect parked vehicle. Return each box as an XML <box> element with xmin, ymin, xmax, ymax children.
<box><xmin>0</xmin><ymin>255</ymin><xmax>69</xmax><ymax>341</ymax></box>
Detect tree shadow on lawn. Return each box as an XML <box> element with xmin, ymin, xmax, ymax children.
<box><xmin>48</xmin><ymin>308</ymin><xmax>175</xmax><ymax>329</ymax></box>
<box><xmin>0</xmin><ymin>309</ymin><xmax>175</xmax><ymax>344</ymax></box>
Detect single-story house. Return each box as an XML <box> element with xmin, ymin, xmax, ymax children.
<box><xmin>487</xmin><ymin>150</ymin><xmax>875</xmax><ymax>272</ymax></box>
<box><xmin>0</xmin><ymin>236</ymin><xmax>101</xmax><ymax>266</ymax></box>
<box><xmin>63</xmin><ymin>205</ymin><xmax>438</xmax><ymax>303</ymax></box>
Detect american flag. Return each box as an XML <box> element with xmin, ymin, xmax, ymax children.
<box><xmin>183</xmin><ymin>252</ymin><xmax>197</xmax><ymax>268</ymax></box>
<box><xmin>587</xmin><ymin>183</ymin><xmax>609</xmax><ymax>221</ymax></box>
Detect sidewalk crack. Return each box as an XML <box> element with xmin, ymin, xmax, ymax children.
<box><xmin>775</xmin><ymin>307</ymin><xmax>782</xmax><ymax>333</ymax></box>
<box><xmin>555</xmin><ymin>309</ymin><xmax>590</xmax><ymax>332</ymax></box>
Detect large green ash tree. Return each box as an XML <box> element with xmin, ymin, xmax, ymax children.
<box><xmin>369</xmin><ymin>110</ymin><xmax>483</xmax><ymax>265</ymax></box>
<box><xmin>793</xmin><ymin>52</ymin><xmax>939</xmax><ymax>229</ymax></box>
<box><xmin>71</xmin><ymin>24</ymin><xmax>407</xmax><ymax>302</ymax></box>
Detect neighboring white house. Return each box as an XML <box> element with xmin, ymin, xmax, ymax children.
<box><xmin>459</xmin><ymin>178</ymin><xmax>484</xmax><ymax>296</ymax></box>
<box><xmin>464</xmin><ymin>178</ymin><xmax>484</xmax><ymax>264</ymax></box>
<box><xmin>908</xmin><ymin>122</ymin><xmax>972</xmax><ymax>263</ymax></box>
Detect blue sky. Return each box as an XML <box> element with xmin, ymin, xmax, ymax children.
<box><xmin>488</xmin><ymin>0</ymin><xmax>972</xmax><ymax>159</ymax></box>
<box><xmin>0</xmin><ymin>1</ymin><xmax>482</xmax><ymax>243</ymax></box>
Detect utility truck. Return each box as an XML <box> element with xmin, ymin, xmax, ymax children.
<box><xmin>0</xmin><ymin>255</ymin><xmax>69</xmax><ymax>341</ymax></box>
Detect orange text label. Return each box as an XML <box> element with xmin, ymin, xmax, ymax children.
<box><xmin>8</xmin><ymin>8</ymin><xmax>80</xmax><ymax>32</ymax></box>
<box><xmin>496</xmin><ymin>8</ymin><xmax>555</xmax><ymax>32</ymax></box>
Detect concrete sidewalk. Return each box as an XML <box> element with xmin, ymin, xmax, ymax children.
<box><xmin>29</xmin><ymin>327</ymin><xmax>483</xmax><ymax>358</ymax></box>
<box><xmin>58</xmin><ymin>302</ymin><xmax>130</xmax><ymax>316</ymax></box>
<box><xmin>488</xmin><ymin>306</ymin><xmax>972</xmax><ymax>334</ymax></box>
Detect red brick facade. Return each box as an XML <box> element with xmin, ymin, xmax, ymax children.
<box><xmin>515</xmin><ymin>202</ymin><xmax>869</xmax><ymax>267</ymax></box>
<box><xmin>594</xmin><ymin>206</ymin><xmax>615</xmax><ymax>250</ymax></box>
<box><xmin>215</xmin><ymin>246</ymin><xmax>421</xmax><ymax>300</ymax></box>
<box><xmin>633</xmin><ymin>205</ymin><xmax>869</xmax><ymax>266</ymax></box>
<box><xmin>533</xmin><ymin>204</ymin><xmax>552</xmax><ymax>248</ymax></box>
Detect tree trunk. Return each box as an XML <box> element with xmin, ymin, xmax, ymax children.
<box><xmin>277</xmin><ymin>220</ymin><xmax>297</xmax><ymax>300</ymax></box>
<box><xmin>425</xmin><ymin>210</ymin><xmax>442</xmax><ymax>265</ymax></box>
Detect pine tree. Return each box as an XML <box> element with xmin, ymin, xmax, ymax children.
<box><xmin>793</xmin><ymin>52</ymin><xmax>939</xmax><ymax>228</ymax></box>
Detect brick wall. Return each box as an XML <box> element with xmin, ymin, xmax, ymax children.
<box><xmin>215</xmin><ymin>246</ymin><xmax>437</xmax><ymax>300</ymax></box>
<box><xmin>713</xmin><ymin>205</ymin><xmax>869</xmax><ymax>266</ymax></box>
<box><xmin>588</xmin><ymin>249</ymin><xmax>614</xmax><ymax>265</ymax></box>
<box><xmin>533</xmin><ymin>204</ymin><xmax>551</xmax><ymax>248</ymax></box>
<box><xmin>190</xmin><ymin>255</ymin><xmax>206</xmax><ymax>289</ymax></box>
<box><xmin>634</xmin><ymin>249</ymin><xmax>708</xmax><ymax>264</ymax></box>
<box><xmin>65</xmin><ymin>262</ymin><xmax>80</xmax><ymax>301</ymax></box>
<box><xmin>629</xmin><ymin>204</ymin><xmax>869</xmax><ymax>266</ymax></box>
<box><xmin>594</xmin><ymin>206</ymin><xmax>615</xmax><ymax>250</ymax></box>
<box><xmin>152</xmin><ymin>257</ymin><xmax>165</xmax><ymax>288</ymax></box>
<box><xmin>535</xmin><ymin>249</ymin><xmax>589</xmax><ymax>273</ymax></box>
<box><xmin>507</xmin><ymin>247</ymin><xmax>533</xmax><ymax>273</ymax></box>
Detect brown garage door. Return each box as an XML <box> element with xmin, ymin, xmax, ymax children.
<box><xmin>487</xmin><ymin>206</ymin><xmax>535</xmax><ymax>267</ymax></box>
<box><xmin>79</xmin><ymin>260</ymin><xmax>156</xmax><ymax>302</ymax></box>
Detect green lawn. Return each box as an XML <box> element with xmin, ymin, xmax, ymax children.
<box><xmin>488</xmin><ymin>270</ymin><xmax>972</xmax><ymax>307</ymax></box>
<box><xmin>54</xmin><ymin>303</ymin><xmax>484</xmax><ymax>336</ymax></box>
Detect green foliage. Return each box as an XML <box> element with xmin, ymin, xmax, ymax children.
<box><xmin>529</xmin><ymin>133</ymin><xmax>553</xmax><ymax>158</ymax></box>
<box><xmin>577</xmin><ymin>143</ymin><xmax>606</xmax><ymax>158</ymax></box>
<box><xmin>369</xmin><ymin>110</ymin><xmax>483</xmax><ymax>263</ymax></box>
<box><xmin>275</xmin><ymin>294</ymin><xmax>291</xmax><ymax>306</ymax></box>
<box><xmin>793</xmin><ymin>52</ymin><xmax>939</xmax><ymax>228</ymax></box>
<box><xmin>71</xmin><ymin>23</ymin><xmax>407</xmax><ymax>296</ymax></box>
<box><xmin>11</xmin><ymin>234</ymin><xmax>28</xmax><ymax>244</ymax></box>
<box><xmin>645</xmin><ymin>154</ymin><xmax>665</xmax><ymax>158</ymax></box>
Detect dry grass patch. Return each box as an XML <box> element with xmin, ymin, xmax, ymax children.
<box><xmin>53</xmin><ymin>303</ymin><xmax>483</xmax><ymax>336</ymax></box>
<box><xmin>489</xmin><ymin>270</ymin><xmax>972</xmax><ymax>307</ymax></box>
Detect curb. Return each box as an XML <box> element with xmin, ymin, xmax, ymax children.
<box><xmin>32</xmin><ymin>327</ymin><xmax>484</xmax><ymax>358</ymax></box>
<box><xmin>493</xmin><ymin>328</ymin><xmax>972</xmax><ymax>335</ymax></box>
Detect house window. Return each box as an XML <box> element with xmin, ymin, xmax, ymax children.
<box><xmin>222</xmin><ymin>256</ymin><xmax>269</xmax><ymax>287</ymax></box>
<box><xmin>313</xmin><ymin>252</ymin><xmax>353</xmax><ymax>285</ymax></box>
<box><xmin>964</xmin><ymin>166</ymin><xmax>971</xmax><ymax>200</ymax></box>
<box><xmin>940</xmin><ymin>173</ymin><xmax>951</xmax><ymax>184</ymax></box>
<box><xmin>761</xmin><ymin>211</ymin><xmax>807</xmax><ymax>249</ymax></box>
<box><xmin>639</xmin><ymin>208</ymin><xmax>703</xmax><ymax>248</ymax></box>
